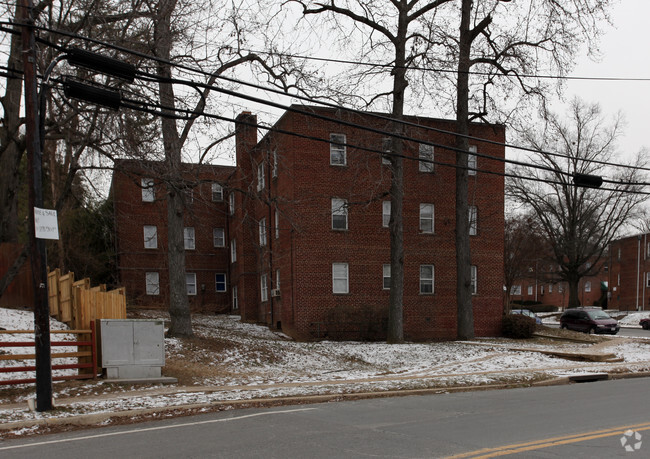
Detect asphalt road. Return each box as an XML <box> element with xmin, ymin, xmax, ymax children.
<box><xmin>1</xmin><ymin>378</ymin><xmax>649</xmax><ymax>458</ymax></box>
<box><xmin>546</xmin><ymin>323</ymin><xmax>649</xmax><ymax>338</ymax></box>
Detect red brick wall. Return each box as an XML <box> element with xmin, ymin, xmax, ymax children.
<box><xmin>112</xmin><ymin>159</ymin><xmax>233</xmax><ymax>313</ymax></box>
<box><xmin>237</xmin><ymin>107</ymin><xmax>505</xmax><ymax>340</ymax></box>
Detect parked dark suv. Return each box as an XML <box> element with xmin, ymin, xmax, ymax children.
<box><xmin>560</xmin><ymin>307</ymin><xmax>619</xmax><ymax>334</ymax></box>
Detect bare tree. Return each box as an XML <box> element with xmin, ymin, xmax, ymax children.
<box><xmin>507</xmin><ymin>98</ymin><xmax>647</xmax><ymax>308</ymax></box>
<box><xmin>292</xmin><ymin>0</ymin><xmax>453</xmax><ymax>343</ymax></box>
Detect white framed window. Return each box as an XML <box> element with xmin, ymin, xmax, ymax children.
<box><xmin>261</xmin><ymin>274</ymin><xmax>268</xmax><ymax>302</ymax></box>
<box><xmin>382</xmin><ymin>137</ymin><xmax>392</xmax><ymax>165</ymax></box>
<box><xmin>419</xmin><ymin>144</ymin><xmax>434</xmax><ymax>172</ymax></box>
<box><xmin>275</xmin><ymin>211</ymin><xmax>280</xmax><ymax>239</ymax></box>
<box><xmin>257</xmin><ymin>162</ymin><xmax>265</xmax><ymax>191</ymax></box>
<box><xmin>468</xmin><ymin>145</ymin><xmax>477</xmax><ymax>176</ymax></box>
<box><xmin>471</xmin><ymin>265</ymin><xmax>477</xmax><ymax>295</ymax></box>
<box><xmin>420</xmin><ymin>203</ymin><xmax>434</xmax><ymax>233</ymax></box>
<box><xmin>469</xmin><ymin>206</ymin><xmax>478</xmax><ymax>235</ymax></box>
<box><xmin>646</xmin><ymin>272</ymin><xmax>650</xmax><ymax>288</ymax></box>
<box><xmin>141</xmin><ymin>178</ymin><xmax>155</xmax><ymax>202</ymax></box>
<box><xmin>420</xmin><ymin>265</ymin><xmax>434</xmax><ymax>294</ymax></box>
<box><xmin>213</xmin><ymin>228</ymin><xmax>225</xmax><ymax>247</ymax></box>
<box><xmin>275</xmin><ymin>269</ymin><xmax>281</xmax><ymax>290</ymax></box>
<box><xmin>259</xmin><ymin>218</ymin><xmax>267</xmax><ymax>247</ymax></box>
<box><xmin>215</xmin><ymin>273</ymin><xmax>227</xmax><ymax>292</ymax></box>
<box><xmin>186</xmin><ymin>273</ymin><xmax>197</xmax><ymax>296</ymax></box>
<box><xmin>618</xmin><ymin>274</ymin><xmax>620</xmax><ymax>286</ymax></box>
<box><xmin>617</xmin><ymin>247</ymin><xmax>621</xmax><ymax>261</ymax></box>
<box><xmin>231</xmin><ymin>239</ymin><xmax>237</xmax><ymax>263</ymax></box>
<box><xmin>145</xmin><ymin>272</ymin><xmax>160</xmax><ymax>295</ymax></box>
<box><xmin>549</xmin><ymin>284</ymin><xmax>553</xmax><ymax>293</ymax></box>
<box><xmin>382</xmin><ymin>201</ymin><xmax>391</xmax><ymax>227</ymax></box>
<box><xmin>229</xmin><ymin>193</ymin><xmax>235</xmax><ymax>216</ymax></box>
<box><xmin>232</xmin><ymin>285</ymin><xmax>238</xmax><ymax>310</ymax></box>
<box><xmin>541</xmin><ymin>285</ymin><xmax>544</xmax><ymax>295</ymax></box>
<box><xmin>383</xmin><ymin>264</ymin><xmax>391</xmax><ymax>290</ymax></box>
<box><xmin>527</xmin><ymin>285</ymin><xmax>533</xmax><ymax>296</ymax></box>
<box><xmin>212</xmin><ymin>183</ymin><xmax>224</xmax><ymax>202</ymax></box>
<box><xmin>143</xmin><ymin>225</ymin><xmax>158</xmax><ymax>249</ymax></box>
<box><xmin>332</xmin><ymin>263</ymin><xmax>349</xmax><ymax>294</ymax></box>
<box><xmin>272</xmin><ymin>150</ymin><xmax>278</xmax><ymax>178</ymax></box>
<box><xmin>330</xmin><ymin>133</ymin><xmax>346</xmax><ymax>166</ymax></box>
<box><xmin>558</xmin><ymin>283</ymin><xmax>564</xmax><ymax>293</ymax></box>
<box><xmin>184</xmin><ymin>227</ymin><xmax>195</xmax><ymax>250</ymax></box>
<box><xmin>585</xmin><ymin>281</ymin><xmax>591</xmax><ymax>292</ymax></box>
<box><xmin>511</xmin><ymin>285</ymin><xmax>521</xmax><ymax>296</ymax></box>
<box><xmin>332</xmin><ymin>198</ymin><xmax>348</xmax><ymax>230</ymax></box>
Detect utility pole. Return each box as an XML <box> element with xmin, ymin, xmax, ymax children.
<box><xmin>21</xmin><ymin>0</ymin><xmax>53</xmax><ymax>411</ymax></box>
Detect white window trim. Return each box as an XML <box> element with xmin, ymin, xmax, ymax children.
<box><xmin>184</xmin><ymin>227</ymin><xmax>196</xmax><ymax>250</ymax></box>
<box><xmin>332</xmin><ymin>198</ymin><xmax>348</xmax><ymax>230</ymax></box>
<box><xmin>382</xmin><ymin>201</ymin><xmax>391</xmax><ymax>228</ymax></box>
<box><xmin>231</xmin><ymin>239</ymin><xmax>237</xmax><ymax>263</ymax></box>
<box><xmin>213</xmin><ymin>228</ymin><xmax>225</xmax><ymax>248</ymax></box>
<box><xmin>527</xmin><ymin>285</ymin><xmax>533</xmax><ymax>296</ymax></box>
<box><xmin>141</xmin><ymin>178</ymin><xmax>155</xmax><ymax>202</ymax></box>
<box><xmin>330</xmin><ymin>133</ymin><xmax>346</xmax><ymax>166</ymax></box>
<box><xmin>471</xmin><ymin>265</ymin><xmax>477</xmax><ymax>295</ymax></box>
<box><xmin>332</xmin><ymin>263</ymin><xmax>349</xmax><ymax>294</ymax></box>
<box><xmin>261</xmin><ymin>274</ymin><xmax>268</xmax><ymax>302</ymax></box>
<box><xmin>419</xmin><ymin>144</ymin><xmax>434</xmax><ymax>173</ymax></box>
<box><xmin>469</xmin><ymin>206</ymin><xmax>478</xmax><ymax>236</ymax></box>
<box><xmin>511</xmin><ymin>285</ymin><xmax>522</xmax><ymax>296</ymax></box>
<box><xmin>257</xmin><ymin>162</ymin><xmax>265</xmax><ymax>191</ymax></box>
<box><xmin>420</xmin><ymin>203</ymin><xmax>434</xmax><ymax>234</ymax></box>
<box><xmin>420</xmin><ymin>264</ymin><xmax>434</xmax><ymax>294</ymax></box>
<box><xmin>186</xmin><ymin>273</ymin><xmax>197</xmax><ymax>296</ymax></box>
<box><xmin>143</xmin><ymin>225</ymin><xmax>158</xmax><ymax>249</ymax></box>
<box><xmin>275</xmin><ymin>211</ymin><xmax>280</xmax><ymax>239</ymax></box>
<box><xmin>259</xmin><ymin>218</ymin><xmax>267</xmax><ymax>247</ymax></box>
<box><xmin>232</xmin><ymin>285</ymin><xmax>238</xmax><ymax>310</ymax></box>
<box><xmin>383</xmin><ymin>264</ymin><xmax>391</xmax><ymax>290</ymax></box>
<box><xmin>229</xmin><ymin>193</ymin><xmax>235</xmax><ymax>216</ymax></box>
<box><xmin>272</xmin><ymin>149</ymin><xmax>278</xmax><ymax>178</ymax></box>
<box><xmin>468</xmin><ymin>145</ymin><xmax>477</xmax><ymax>176</ymax></box>
<box><xmin>215</xmin><ymin>273</ymin><xmax>227</xmax><ymax>292</ymax></box>
<box><xmin>585</xmin><ymin>281</ymin><xmax>591</xmax><ymax>292</ymax></box>
<box><xmin>382</xmin><ymin>137</ymin><xmax>392</xmax><ymax>165</ymax></box>
<box><xmin>145</xmin><ymin>272</ymin><xmax>160</xmax><ymax>295</ymax></box>
<box><xmin>211</xmin><ymin>183</ymin><xmax>224</xmax><ymax>202</ymax></box>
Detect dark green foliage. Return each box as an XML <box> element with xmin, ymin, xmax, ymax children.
<box><xmin>502</xmin><ymin>314</ymin><xmax>537</xmax><ymax>339</ymax></box>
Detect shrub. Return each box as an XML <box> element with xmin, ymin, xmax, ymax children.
<box><xmin>502</xmin><ymin>314</ymin><xmax>537</xmax><ymax>339</ymax></box>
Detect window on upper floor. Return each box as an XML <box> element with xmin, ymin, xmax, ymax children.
<box><xmin>511</xmin><ymin>285</ymin><xmax>521</xmax><ymax>296</ymax></box>
<box><xmin>213</xmin><ymin>228</ymin><xmax>225</xmax><ymax>248</ymax></box>
<box><xmin>468</xmin><ymin>145</ymin><xmax>477</xmax><ymax>176</ymax></box>
<box><xmin>275</xmin><ymin>211</ymin><xmax>280</xmax><ymax>239</ymax></box>
<box><xmin>332</xmin><ymin>198</ymin><xmax>348</xmax><ymax>230</ymax></box>
<box><xmin>420</xmin><ymin>265</ymin><xmax>434</xmax><ymax>294</ymax></box>
<box><xmin>419</xmin><ymin>144</ymin><xmax>434</xmax><ymax>173</ymax></box>
<box><xmin>184</xmin><ymin>227</ymin><xmax>195</xmax><ymax>250</ymax></box>
<box><xmin>549</xmin><ymin>284</ymin><xmax>553</xmax><ymax>293</ymax></box>
<box><xmin>143</xmin><ymin>225</ymin><xmax>158</xmax><ymax>249</ymax></box>
<box><xmin>230</xmin><ymin>239</ymin><xmax>237</xmax><ymax>263</ymax></box>
<box><xmin>471</xmin><ymin>265</ymin><xmax>477</xmax><ymax>295</ymax></box>
<box><xmin>330</xmin><ymin>133</ymin><xmax>346</xmax><ymax>166</ymax></box>
<box><xmin>232</xmin><ymin>285</ymin><xmax>238</xmax><ymax>310</ymax></box>
<box><xmin>145</xmin><ymin>272</ymin><xmax>160</xmax><ymax>295</ymax></box>
<box><xmin>646</xmin><ymin>272</ymin><xmax>650</xmax><ymax>288</ymax></box>
<box><xmin>259</xmin><ymin>218</ymin><xmax>267</xmax><ymax>247</ymax></box>
<box><xmin>186</xmin><ymin>273</ymin><xmax>197</xmax><ymax>296</ymax></box>
<box><xmin>272</xmin><ymin>150</ymin><xmax>278</xmax><ymax>178</ymax></box>
<box><xmin>527</xmin><ymin>285</ymin><xmax>533</xmax><ymax>296</ymax></box>
<box><xmin>332</xmin><ymin>263</ymin><xmax>349</xmax><ymax>294</ymax></box>
<box><xmin>420</xmin><ymin>204</ymin><xmax>434</xmax><ymax>233</ymax></box>
<box><xmin>260</xmin><ymin>274</ymin><xmax>268</xmax><ymax>302</ymax></box>
<box><xmin>142</xmin><ymin>178</ymin><xmax>155</xmax><ymax>202</ymax></box>
<box><xmin>382</xmin><ymin>137</ymin><xmax>392</xmax><ymax>165</ymax></box>
<box><xmin>212</xmin><ymin>183</ymin><xmax>224</xmax><ymax>202</ymax></box>
<box><xmin>585</xmin><ymin>281</ymin><xmax>591</xmax><ymax>292</ymax></box>
<box><xmin>382</xmin><ymin>201</ymin><xmax>391</xmax><ymax>228</ymax></box>
<box><xmin>257</xmin><ymin>162</ymin><xmax>265</xmax><ymax>192</ymax></box>
<box><xmin>229</xmin><ymin>193</ymin><xmax>235</xmax><ymax>216</ymax></box>
<box><xmin>184</xmin><ymin>188</ymin><xmax>193</xmax><ymax>204</ymax></box>
<box><xmin>383</xmin><ymin>264</ymin><xmax>391</xmax><ymax>290</ymax></box>
<box><xmin>469</xmin><ymin>206</ymin><xmax>478</xmax><ymax>236</ymax></box>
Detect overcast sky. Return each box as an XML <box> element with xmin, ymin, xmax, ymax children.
<box><xmin>565</xmin><ymin>1</ymin><xmax>650</xmax><ymax>159</ymax></box>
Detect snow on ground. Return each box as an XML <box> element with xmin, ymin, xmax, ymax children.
<box><xmin>1</xmin><ymin>307</ymin><xmax>650</xmax><ymax>428</ymax></box>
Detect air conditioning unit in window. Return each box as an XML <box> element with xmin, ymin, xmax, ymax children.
<box><xmin>271</xmin><ymin>289</ymin><xmax>281</xmax><ymax>298</ymax></box>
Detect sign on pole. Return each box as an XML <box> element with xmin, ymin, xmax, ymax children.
<box><xmin>34</xmin><ymin>207</ymin><xmax>59</xmax><ymax>240</ymax></box>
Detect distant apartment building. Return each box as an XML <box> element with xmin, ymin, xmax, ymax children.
<box><xmin>111</xmin><ymin>159</ymin><xmax>234</xmax><ymax>313</ymax></box>
<box><xmin>112</xmin><ymin>106</ymin><xmax>508</xmax><ymax>340</ymax></box>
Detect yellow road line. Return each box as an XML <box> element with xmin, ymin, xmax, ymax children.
<box><xmin>446</xmin><ymin>421</ymin><xmax>650</xmax><ymax>458</ymax></box>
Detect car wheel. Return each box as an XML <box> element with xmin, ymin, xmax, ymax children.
<box><xmin>643</xmin><ymin>323</ymin><xmax>650</xmax><ymax>330</ymax></box>
<box><xmin>588</xmin><ymin>327</ymin><xmax>596</xmax><ymax>335</ymax></box>
<box><xmin>560</xmin><ymin>323</ymin><xmax>567</xmax><ymax>330</ymax></box>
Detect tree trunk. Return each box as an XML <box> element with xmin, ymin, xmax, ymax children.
<box><xmin>154</xmin><ymin>0</ymin><xmax>193</xmax><ymax>337</ymax></box>
<box><xmin>567</xmin><ymin>274</ymin><xmax>580</xmax><ymax>308</ymax></box>
<box><xmin>455</xmin><ymin>0</ymin><xmax>474</xmax><ymax>340</ymax></box>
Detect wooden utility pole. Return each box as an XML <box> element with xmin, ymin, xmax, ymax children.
<box><xmin>21</xmin><ymin>0</ymin><xmax>53</xmax><ymax>411</ymax></box>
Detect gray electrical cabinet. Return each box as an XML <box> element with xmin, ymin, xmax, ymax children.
<box><xmin>98</xmin><ymin>319</ymin><xmax>165</xmax><ymax>380</ymax></box>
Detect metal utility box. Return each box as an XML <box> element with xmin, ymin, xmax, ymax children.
<box><xmin>98</xmin><ymin>319</ymin><xmax>165</xmax><ymax>380</ymax></box>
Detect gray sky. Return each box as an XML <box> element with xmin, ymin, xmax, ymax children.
<box><xmin>566</xmin><ymin>1</ymin><xmax>650</xmax><ymax>159</ymax></box>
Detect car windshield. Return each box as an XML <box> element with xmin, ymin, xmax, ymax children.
<box><xmin>587</xmin><ymin>310</ymin><xmax>611</xmax><ymax>320</ymax></box>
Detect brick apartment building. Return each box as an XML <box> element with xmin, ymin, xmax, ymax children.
<box><xmin>112</xmin><ymin>106</ymin><xmax>507</xmax><ymax>341</ymax></box>
<box><xmin>231</xmin><ymin>106</ymin><xmax>506</xmax><ymax>341</ymax></box>
<box><xmin>112</xmin><ymin>159</ymin><xmax>234</xmax><ymax>313</ymax></box>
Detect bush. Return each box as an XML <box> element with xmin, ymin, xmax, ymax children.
<box><xmin>502</xmin><ymin>314</ymin><xmax>537</xmax><ymax>339</ymax></box>
<box><xmin>511</xmin><ymin>300</ymin><xmax>542</xmax><ymax>307</ymax></box>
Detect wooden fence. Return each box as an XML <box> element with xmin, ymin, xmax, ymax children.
<box><xmin>0</xmin><ymin>324</ymin><xmax>98</xmax><ymax>385</ymax></box>
<box><xmin>47</xmin><ymin>269</ymin><xmax>126</xmax><ymax>330</ymax></box>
